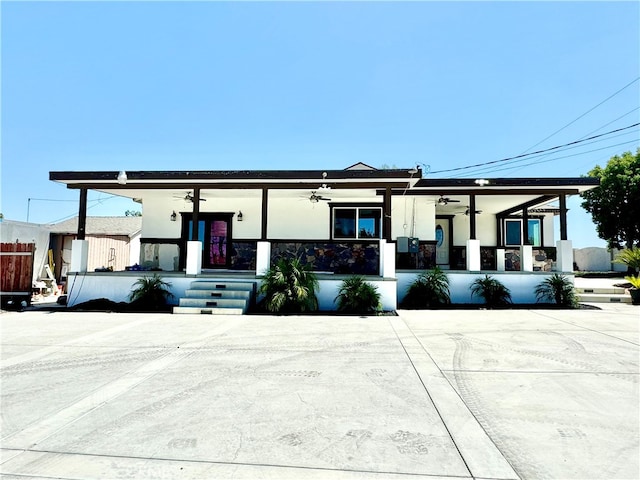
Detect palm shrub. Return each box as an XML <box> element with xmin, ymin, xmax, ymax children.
<box><xmin>335</xmin><ymin>276</ymin><xmax>382</xmax><ymax>314</ymax></box>
<box><xmin>470</xmin><ymin>275</ymin><xmax>512</xmax><ymax>307</ymax></box>
<box><xmin>535</xmin><ymin>274</ymin><xmax>578</xmax><ymax>308</ymax></box>
<box><xmin>401</xmin><ymin>267</ymin><xmax>451</xmax><ymax>309</ymax></box>
<box><xmin>258</xmin><ymin>257</ymin><xmax>319</xmax><ymax>313</ymax></box>
<box><xmin>128</xmin><ymin>274</ymin><xmax>173</xmax><ymax>310</ymax></box>
<box><xmin>614</xmin><ymin>246</ymin><xmax>640</xmax><ymax>274</ymax></box>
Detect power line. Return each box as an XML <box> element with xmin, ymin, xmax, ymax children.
<box><xmin>428</xmin><ymin>123</ymin><xmax>639</xmax><ymax>175</ymax></box>
<box><xmin>456</xmin><ymin>139</ymin><xmax>639</xmax><ymax>177</ymax></box>
<box><xmin>520</xmin><ymin>76</ymin><xmax>640</xmax><ymax>154</ymax></box>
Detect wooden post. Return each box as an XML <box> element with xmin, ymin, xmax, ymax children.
<box><xmin>78</xmin><ymin>188</ymin><xmax>87</xmax><ymax>240</ymax></box>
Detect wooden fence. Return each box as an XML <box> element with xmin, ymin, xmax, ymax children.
<box><xmin>1</xmin><ymin>243</ymin><xmax>35</xmax><ymax>302</ymax></box>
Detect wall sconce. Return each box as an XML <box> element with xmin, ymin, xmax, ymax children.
<box><xmin>170</xmin><ymin>211</ymin><xmax>177</xmax><ymax>222</ymax></box>
<box><xmin>117</xmin><ymin>170</ymin><xmax>128</xmax><ymax>185</ymax></box>
<box><xmin>237</xmin><ymin>211</ymin><xmax>243</xmax><ymax>222</ymax></box>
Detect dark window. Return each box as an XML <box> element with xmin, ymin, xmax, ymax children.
<box><xmin>333</xmin><ymin>208</ymin><xmax>381</xmax><ymax>239</ymax></box>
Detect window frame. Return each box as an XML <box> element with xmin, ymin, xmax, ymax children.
<box><xmin>503</xmin><ymin>217</ymin><xmax>543</xmax><ymax>247</ymax></box>
<box><xmin>330</xmin><ymin>204</ymin><xmax>383</xmax><ymax>240</ymax></box>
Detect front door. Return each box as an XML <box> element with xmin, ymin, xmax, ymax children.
<box><xmin>435</xmin><ymin>217</ymin><xmax>452</xmax><ymax>268</ymax></box>
<box><xmin>183</xmin><ymin>214</ymin><xmax>233</xmax><ymax>269</ymax></box>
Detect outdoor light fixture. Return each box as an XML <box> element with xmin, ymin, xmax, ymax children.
<box><xmin>170</xmin><ymin>211</ymin><xmax>177</xmax><ymax>221</ymax></box>
<box><xmin>237</xmin><ymin>211</ymin><xmax>243</xmax><ymax>221</ymax></box>
<box><xmin>474</xmin><ymin>179</ymin><xmax>489</xmax><ymax>186</ymax></box>
<box><xmin>117</xmin><ymin>170</ymin><xmax>128</xmax><ymax>185</ymax></box>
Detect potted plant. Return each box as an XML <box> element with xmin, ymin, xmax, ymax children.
<box><xmin>624</xmin><ymin>275</ymin><xmax>640</xmax><ymax>305</ymax></box>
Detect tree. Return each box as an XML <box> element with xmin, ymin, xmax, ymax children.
<box><xmin>580</xmin><ymin>149</ymin><xmax>640</xmax><ymax>250</ymax></box>
<box><xmin>258</xmin><ymin>257</ymin><xmax>319</xmax><ymax>313</ymax></box>
<box><xmin>125</xmin><ymin>210</ymin><xmax>142</xmax><ymax>217</ymax></box>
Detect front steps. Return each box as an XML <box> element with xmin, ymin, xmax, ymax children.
<box><xmin>173</xmin><ymin>281</ymin><xmax>256</xmax><ymax>315</ymax></box>
<box><xmin>575</xmin><ymin>285</ymin><xmax>632</xmax><ymax>304</ymax></box>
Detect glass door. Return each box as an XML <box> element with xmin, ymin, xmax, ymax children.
<box><xmin>184</xmin><ymin>214</ymin><xmax>233</xmax><ymax>269</ymax></box>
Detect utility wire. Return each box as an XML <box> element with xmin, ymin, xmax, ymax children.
<box><xmin>454</xmin><ymin>128</ymin><xmax>638</xmax><ymax>177</ymax></box>
<box><xmin>519</xmin><ymin>76</ymin><xmax>640</xmax><ymax>154</ymax></box>
<box><xmin>456</xmin><ymin>139</ymin><xmax>638</xmax><ymax>177</ymax></box>
<box><xmin>428</xmin><ymin>123</ymin><xmax>639</xmax><ymax>175</ymax></box>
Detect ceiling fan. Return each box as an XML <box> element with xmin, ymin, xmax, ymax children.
<box><xmin>309</xmin><ymin>190</ymin><xmax>331</xmax><ymax>203</ymax></box>
<box><xmin>174</xmin><ymin>192</ymin><xmax>207</xmax><ymax>203</ymax></box>
<box><xmin>437</xmin><ymin>195</ymin><xmax>461</xmax><ymax>206</ymax></box>
<box><xmin>460</xmin><ymin>206</ymin><xmax>482</xmax><ymax>216</ymax></box>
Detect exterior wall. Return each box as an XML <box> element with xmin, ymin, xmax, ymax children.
<box><xmin>267</xmin><ymin>196</ymin><xmax>329</xmax><ymax>239</ymax></box>
<box><xmin>452</xmin><ymin>214</ymin><xmax>496</xmax><ymax>246</ymax></box>
<box><xmin>397</xmin><ymin>271</ymin><xmax>573</xmax><ymax>305</ymax></box>
<box><xmin>391</xmin><ymin>197</ymin><xmax>436</xmax><ymax>241</ymax></box>
<box><xmin>574</xmin><ymin>247</ymin><xmax>612</xmax><ymax>272</ymax></box>
<box><xmin>87</xmin><ymin>235</ymin><xmax>131</xmax><ymax>272</ymax></box>
<box><xmin>543</xmin><ymin>214</ymin><xmax>555</xmax><ymax>246</ymax></box>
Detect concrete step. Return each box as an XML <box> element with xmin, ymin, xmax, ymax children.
<box><xmin>184</xmin><ymin>289</ymin><xmax>252</xmax><ymax>299</ymax></box>
<box><xmin>576</xmin><ymin>293</ymin><xmax>632</xmax><ymax>304</ymax></box>
<box><xmin>575</xmin><ymin>287</ymin><xmax>627</xmax><ymax>295</ymax></box>
<box><xmin>173</xmin><ymin>306</ymin><xmax>245</xmax><ymax>315</ymax></box>
<box><xmin>178</xmin><ymin>297</ymin><xmax>248</xmax><ymax>309</ymax></box>
<box><xmin>189</xmin><ymin>281</ymin><xmax>255</xmax><ymax>292</ymax></box>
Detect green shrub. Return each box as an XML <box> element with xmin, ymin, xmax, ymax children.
<box><xmin>401</xmin><ymin>267</ymin><xmax>451</xmax><ymax>309</ymax></box>
<box><xmin>335</xmin><ymin>276</ymin><xmax>382</xmax><ymax>314</ymax></box>
<box><xmin>470</xmin><ymin>275</ymin><xmax>512</xmax><ymax>307</ymax></box>
<box><xmin>128</xmin><ymin>274</ymin><xmax>173</xmax><ymax>310</ymax></box>
<box><xmin>535</xmin><ymin>274</ymin><xmax>578</xmax><ymax>307</ymax></box>
<box><xmin>258</xmin><ymin>257</ymin><xmax>319</xmax><ymax>313</ymax></box>
<box><xmin>614</xmin><ymin>246</ymin><xmax>640</xmax><ymax>273</ymax></box>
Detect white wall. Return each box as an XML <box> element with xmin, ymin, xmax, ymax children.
<box><xmin>392</xmin><ymin>196</ymin><xmax>436</xmax><ymax>241</ymax></box>
<box><xmin>574</xmin><ymin>247</ymin><xmax>613</xmax><ymax>272</ymax></box>
<box><xmin>397</xmin><ymin>271</ymin><xmax>572</xmax><ymax>304</ymax></box>
<box><xmin>267</xmin><ymin>197</ymin><xmax>329</xmax><ymax>239</ymax></box>
<box><xmin>452</xmin><ymin>214</ymin><xmax>496</xmax><ymax>245</ymax></box>
<box><xmin>543</xmin><ymin>214</ymin><xmax>555</xmax><ymax>246</ymax></box>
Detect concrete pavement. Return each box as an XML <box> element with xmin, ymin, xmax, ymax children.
<box><xmin>1</xmin><ymin>305</ymin><xmax>638</xmax><ymax>479</ymax></box>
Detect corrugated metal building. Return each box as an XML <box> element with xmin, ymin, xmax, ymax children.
<box><xmin>48</xmin><ymin>217</ymin><xmax>142</xmax><ymax>282</ymax></box>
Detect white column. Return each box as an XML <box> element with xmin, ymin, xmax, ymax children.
<box><xmin>186</xmin><ymin>241</ymin><xmax>202</xmax><ymax>275</ymax></box>
<box><xmin>70</xmin><ymin>239</ymin><xmax>89</xmax><ymax>272</ymax></box>
<box><xmin>520</xmin><ymin>245</ymin><xmax>533</xmax><ymax>272</ymax></box>
<box><xmin>466</xmin><ymin>239</ymin><xmax>481</xmax><ymax>271</ymax></box>
<box><xmin>256</xmin><ymin>241</ymin><xmax>271</xmax><ymax>276</ymax></box>
<box><xmin>496</xmin><ymin>248</ymin><xmax>506</xmax><ymax>272</ymax></box>
<box><xmin>382</xmin><ymin>240</ymin><xmax>396</xmax><ymax>278</ymax></box>
<box><xmin>556</xmin><ymin>240</ymin><xmax>574</xmax><ymax>273</ymax></box>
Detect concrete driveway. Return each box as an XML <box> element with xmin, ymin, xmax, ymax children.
<box><xmin>1</xmin><ymin>305</ymin><xmax>638</xmax><ymax>479</ymax></box>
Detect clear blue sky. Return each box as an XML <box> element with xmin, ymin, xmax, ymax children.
<box><xmin>2</xmin><ymin>1</ymin><xmax>639</xmax><ymax>248</ymax></box>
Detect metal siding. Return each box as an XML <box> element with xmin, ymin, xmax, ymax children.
<box><xmin>87</xmin><ymin>236</ymin><xmax>131</xmax><ymax>271</ymax></box>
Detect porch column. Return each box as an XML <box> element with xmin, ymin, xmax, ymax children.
<box><xmin>186</xmin><ymin>188</ymin><xmax>203</xmax><ymax>275</ymax></box>
<box><xmin>77</xmin><ymin>188</ymin><xmax>88</xmax><ymax>240</ymax></box>
<box><xmin>71</xmin><ymin>188</ymin><xmax>89</xmax><ymax>273</ymax></box>
<box><xmin>70</xmin><ymin>239</ymin><xmax>89</xmax><ymax>273</ymax></box>
<box><xmin>466</xmin><ymin>239</ymin><xmax>481</xmax><ymax>271</ymax></box>
<box><xmin>469</xmin><ymin>194</ymin><xmax>477</xmax><ymax>240</ymax></box>
<box><xmin>556</xmin><ymin>240</ymin><xmax>573</xmax><ymax>272</ymax></box>
<box><xmin>261</xmin><ymin>188</ymin><xmax>269</xmax><ymax>241</ymax></box>
<box><xmin>383</xmin><ymin>187</ymin><xmax>392</xmax><ymax>241</ymax></box>
<box><xmin>256</xmin><ymin>241</ymin><xmax>271</xmax><ymax>276</ymax></box>
<box><xmin>559</xmin><ymin>194</ymin><xmax>568</xmax><ymax>240</ymax></box>
<box><xmin>520</xmin><ymin>245</ymin><xmax>533</xmax><ymax>272</ymax></box>
<box><xmin>380</xmin><ymin>239</ymin><xmax>396</xmax><ymax>278</ymax></box>
<box><xmin>496</xmin><ymin>248</ymin><xmax>506</xmax><ymax>271</ymax></box>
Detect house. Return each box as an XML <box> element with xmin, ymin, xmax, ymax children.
<box><xmin>49</xmin><ymin>165</ymin><xmax>598</xmax><ymax>310</ymax></box>
<box><xmin>48</xmin><ymin>216</ymin><xmax>142</xmax><ymax>287</ymax></box>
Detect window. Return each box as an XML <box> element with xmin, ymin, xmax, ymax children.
<box><xmin>504</xmin><ymin>218</ymin><xmax>542</xmax><ymax>246</ymax></box>
<box><xmin>333</xmin><ymin>207</ymin><xmax>382</xmax><ymax>239</ymax></box>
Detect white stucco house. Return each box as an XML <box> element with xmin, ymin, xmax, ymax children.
<box><xmin>50</xmin><ymin>164</ymin><xmax>598</xmax><ymax>311</ymax></box>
